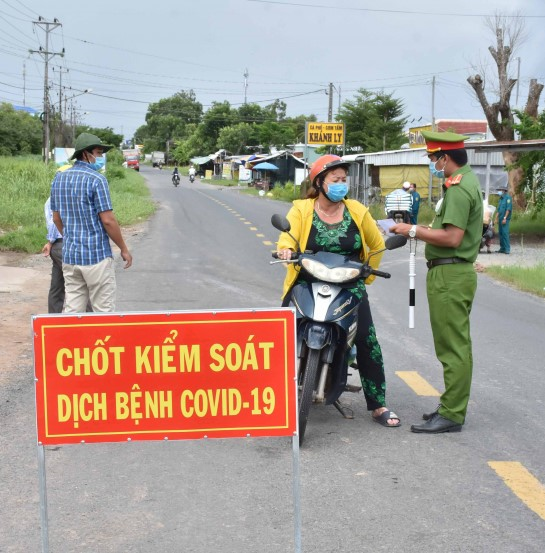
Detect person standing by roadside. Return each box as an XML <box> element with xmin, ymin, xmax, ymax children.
<box><xmin>409</xmin><ymin>182</ymin><xmax>421</xmax><ymax>224</ymax></box>
<box><xmin>41</xmin><ymin>197</ymin><xmax>64</xmax><ymax>313</ymax></box>
<box><xmin>50</xmin><ymin>133</ymin><xmax>132</xmax><ymax>313</ymax></box>
<box><xmin>391</xmin><ymin>131</ymin><xmax>482</xmax><ymax>434</ymax></box>
<box><xmin>494</xmin><ymin>184</ymin><xmax>512</xmax><ymax>254</ymax></box>
<box><xmin>384</xmin><ymin>181</ymin><xmax>413</xmax><ymax>223</ymax></box>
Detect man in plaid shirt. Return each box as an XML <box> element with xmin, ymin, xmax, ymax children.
<box><xmin>50</xmin><ymin>133</ymin><xmax>133</xmax><ymax>312</ymax></box>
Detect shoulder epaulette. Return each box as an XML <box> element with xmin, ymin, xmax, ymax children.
<box><xmin>445</xmin><ymin>174</ymin><xmax>463</xmax><ymax>188</ymax></box>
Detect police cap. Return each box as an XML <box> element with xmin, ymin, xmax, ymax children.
<box><xmin>421</xmin><ymin>130</ymin><xmax>469</xmax><ymax>154</ymax></box>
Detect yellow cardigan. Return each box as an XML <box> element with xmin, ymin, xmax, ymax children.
<box><xmin>277</xmin><ymin>198</ymin><xmax>385</xmax><ymax>298</ymax></box>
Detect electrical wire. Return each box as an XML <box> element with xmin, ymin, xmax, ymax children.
<box><xmin>247</xmin><ymin>0</ymin><xmax>545</xmax><ymax>18</ymax></box>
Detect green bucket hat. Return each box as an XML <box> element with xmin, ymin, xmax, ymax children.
<box><xmin>71</xmin><ymin>133</ymin><xmax>113</xmax><ymax>159</ymax></box>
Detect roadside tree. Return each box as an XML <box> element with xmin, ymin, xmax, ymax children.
<box><xmin>0</xmin><ymin>103</ymin><xmax>42</xmax><ymax>156</ymax></box>
<box><xmin>337</xmin><ymin>89</ymin><xmax>407</xmax><ymax>152</ymax></box>
<box><xmin>510</xmin><ymin>109</ymin><xmax>545</xmax><ymax>213</ymax></box>
<box><xmin>468</xmin><ymin>13</ymin><xmax>544</xmax><ymax>208</ymax></box>
<box><xmin>140</xmin><ymin>90</ymin><xmax>203</xmax><ymax>152</ymax></box>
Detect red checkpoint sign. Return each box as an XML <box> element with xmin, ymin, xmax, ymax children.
<box><xmin>33</xmin><ymin>309</ymin><xmax>297</xmax><ymax>445</ymax></box>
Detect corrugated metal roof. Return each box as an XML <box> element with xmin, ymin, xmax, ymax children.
<box><xmin>344</xmin><ymin>146</ymin><xmax>505</xmax><ymax>166</ymax></box>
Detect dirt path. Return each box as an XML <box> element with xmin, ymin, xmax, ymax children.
<box><xmin>0</xmin><ymin>252</ymin><xmax>50</xmax><ymax>385</ymax></box>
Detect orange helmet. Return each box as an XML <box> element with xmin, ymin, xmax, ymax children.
<box><xmin>309</xmin><ymin>154</ymin><xmax>350</xmax><ymax>186</ymax></box>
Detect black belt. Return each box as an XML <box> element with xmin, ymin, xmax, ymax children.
<box><xmin>426</xmin><ymin>257</ymin><xmax>469</xmax><ymax>270</ymax></box>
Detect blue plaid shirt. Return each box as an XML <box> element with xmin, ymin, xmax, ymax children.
<box><xmin>50</xmin><ymin>161</ymin><xmax>113</xmax><ymax>265</ymax></box>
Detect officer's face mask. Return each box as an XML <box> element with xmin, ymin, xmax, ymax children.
<box><xmin>429</xmin><ymin>156</ymin><xmax>445</xmax><ymax>179</ymax></box>
<box><xmin>497</xmin><ymin>190</ymin><xmax>504</xmax><ymax>196</ymax></box>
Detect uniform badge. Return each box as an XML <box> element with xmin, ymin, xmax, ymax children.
<box><xmin>445</xmin><ymin>174</ymin><xmax>463</xmax><ymax>188</ymax></box>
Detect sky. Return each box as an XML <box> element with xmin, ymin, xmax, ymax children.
<box><xmin>2</xmin><ymin>0</ymin><xmax>545</xmax><ymax>144</ymax></box>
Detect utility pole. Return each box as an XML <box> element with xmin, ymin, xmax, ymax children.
<box><xmin>431</xmin><ymin>76</ymin><xmax>436</xmax><ymax>131</ymax></box>
<box><xmin>516</xmin><ymin>57</ymin><xmax>521</xmax><ymax>105</ymax></box>
<box><xmin>53</xmin><ymin>66</ymin><xmax>69</xmax><ymax>148</ymax></box>
<box><xmin>328</xmin><ymin>82</ymin><xmax>334</xmax><ymax>122</ymax></box>
<box><xmin>29</xmin><ymin>17</ymin><xmax>63</xmax><ymax>163</ymax></box>
<box><xmin>337</xmin><ymin>84</ymin><xmax>341</xmax><ymax>116</ymax></box>
<box><xmin>22</xmin><ymin>62</ymin><xmax>26</xmax><ymax>106</ymax></box>
<box><xmin>243</xmin><ymin>68</ymin><xmax>249</xmax><ymax>105</ymax></box>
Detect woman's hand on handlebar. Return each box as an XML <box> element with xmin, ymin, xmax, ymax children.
<box><xmin>276</xmin><ymin>249</ymin><xmax>293</xmax><ymax>260</ymax></box>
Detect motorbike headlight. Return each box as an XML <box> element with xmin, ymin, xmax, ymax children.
<box><xmin>301</xmin><ymin>258</ymin><xmax>360</xmax><ymax>283</ymax></box>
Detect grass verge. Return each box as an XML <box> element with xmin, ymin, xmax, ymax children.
<box><xmin>486</xmin><ymin>264</ymin><xmax>545</xmax><ymax>298</ymax></box>
<box><xmin>0</xmin><ymin>157</ymin><xmax>155</xmax><ymax>253</ymax></box>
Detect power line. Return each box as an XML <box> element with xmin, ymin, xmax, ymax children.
<box><xmin>0</xmin><ymin>0</ymin><xmax>36</xmax><ymax>21</ymax></box>
<box><xmin>247</xmin><ymin>0</ymin><xmax>545</xmax><ymax>18</ymax></box>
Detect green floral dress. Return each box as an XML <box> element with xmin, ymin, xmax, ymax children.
<box><xmin>298</xmin><ymin>210</ymin><xmax>387</xmax><ymax>410</ymax></box>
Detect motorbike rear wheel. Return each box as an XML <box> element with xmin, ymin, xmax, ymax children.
<box><xmin>298</xmin><ymin>348</ymin><xmax>321</xmax><ymax>445</ymax></box>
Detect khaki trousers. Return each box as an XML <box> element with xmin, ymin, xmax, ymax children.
<box><xmin>63</xmin><ymin>257</ymin><xmax>116</xmax><ymax>313</ymax></box>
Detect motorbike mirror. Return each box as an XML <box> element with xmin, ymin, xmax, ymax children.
<box><xmin>385</xmin><ymin>234</ymin><xmax>408</xmax><ymax>250</ymax></box>
<box><xmin>271</xmin><ymin>214</ymin><xmax>291</xmax><ymax>232</ymax></box>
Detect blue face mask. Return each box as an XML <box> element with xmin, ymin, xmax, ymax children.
<box><xmin>325</xmin><ymin>183</ymin><xmax>348</xmax><ymax>202</ymax></box>
<box><xmin>429</xmin><ymin>160</ymin><xmax>444</xmax><ymax>179</ymax></box>
<box><xmin>497</xmin><ymin>190</ymin><xmax>504</xmax><ymax>196</ymax></box>
<box><xmin>89</xmin><ymin>154</ymin><xmax>106</xmax><ymax>171</ymax></box>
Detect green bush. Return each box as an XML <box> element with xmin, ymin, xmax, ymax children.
<box><xmin>270</xmin><ymin>181</ymin><xmax>298</xmax><ymax>202</ymax></box>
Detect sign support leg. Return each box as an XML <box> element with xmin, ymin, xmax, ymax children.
<box><xmin>291</xmin><ymin>435</ymin><xmax>302</xmax><ymax>553</ymax></box>
<box><xmin>37</xmin><ymin>444</ymin><xmax>50</xmax><ymax>553</ymax></box>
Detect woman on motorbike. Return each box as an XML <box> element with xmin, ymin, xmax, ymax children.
<box><xmin>276</xmin><ymin>154</ymin><xmax>401</xmax><ymax>427</ymax></box>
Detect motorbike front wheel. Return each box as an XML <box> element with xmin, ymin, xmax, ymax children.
<box><xmin>298</xmin><ymin>348</ymin><xmax>321</xmax><ymax>445</ymax></box>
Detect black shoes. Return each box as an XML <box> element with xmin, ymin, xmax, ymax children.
<box><xmin>422</xmin><ymin>404</ymin><xmax>441</xmax><ymax>420</ymax></box>
<box><xmin>411</xmin><ymin>413</ymin><xmax>462</xmax><ymax>434</ymax></box>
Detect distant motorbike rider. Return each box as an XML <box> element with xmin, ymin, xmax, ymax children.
<box><xmin>188</xmin><ymin>165</ymin><xmax>196</xmax><ymax>180</ymax></box>
<box><xmin>172</xmin><ymin>166</ymin><xmax>180</xmax><ymax>185</ymax></box>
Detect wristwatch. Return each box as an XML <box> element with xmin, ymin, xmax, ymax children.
<box><xmin>409</xmin><ymin>225</ymin><xmax>417</xmax><ymax>238</ymax></box>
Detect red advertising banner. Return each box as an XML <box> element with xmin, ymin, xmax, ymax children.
<box><xmin>33</xmin><ymin>309</ymin><xmax>297</xmax><ymax>445</ymax></box>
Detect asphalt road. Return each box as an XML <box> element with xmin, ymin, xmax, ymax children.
<box><xmin>3</xmin><ymin>165</ymin><xmax>545</xmax><ymax>552</ymax></box>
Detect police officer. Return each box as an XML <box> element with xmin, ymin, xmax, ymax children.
<box><xmin>494</xmin><ymin>184</ymin><xmax>512</xmax><ymax>254</ymax></box>
<box><xmin>391</xmin><ymin>131</ymin><xmax>482</xmax><ymax>433</ymax></box>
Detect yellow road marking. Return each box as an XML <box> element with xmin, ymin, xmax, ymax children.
<box><xmin>250</xmin><ymin>227</ymin><xmax>257</xmax><ymax>230</ymax></box>
<box><xmin>263</xmin><ymin>240</ymin><xmax>273</xmax><ymax>246</ymax></box>
<box><xmin>395</xmin><ymin>371</ymin><xmax>441</xmax><ymax>396</ymax></box>
<box><xmin>488</xmin><ymin>461</ymin><xmax>545</xmax><ymax>520</ymax></box>
<box><xmin>244</xmin><ymin>221</ymin><xmax>251</xmax><ymax>225</ymax></box>
<box><xmin>256</xmin><ymin>233</ymin><xmax>265</xmax><ymax>237</ymax></box>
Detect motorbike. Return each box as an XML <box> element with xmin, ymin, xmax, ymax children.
<box><xmin>271</xmin><ymin>214</ymin><xmax>407</xmax><ymax>445</ymax></box>
<box><xmin>387</xmin><ymin>209</ymin><xmax>411</xmax><ymax>224</ymax></box>
<box><xmin>189</xmin><ymin>173</ymin><xmax>195</xmax><ymax>183</ymax></box>
<box><xmin>172</xmin><ymin>173</ymin><xmax>180</xmax><ymax>187</ymax></box>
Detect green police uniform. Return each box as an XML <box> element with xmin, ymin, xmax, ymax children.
<box><xmin>422</xmin><ymin>131</ymin><xmax>483</xmax><ymax>426</ymax></box>
<box><xmin>496</xmin><ymin>188</ymin><xmax>512</xmax><ymax>253</ymax></box>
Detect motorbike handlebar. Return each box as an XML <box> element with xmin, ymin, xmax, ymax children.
<box><xmin>367</xmin><ymin>268</ymin><xmax>391</xmax><ymax>279</ymax></box>
<box><xmin>272</xmin><ymin>252</ymin><xmax>300</xmax><ymax>260</ymax></box>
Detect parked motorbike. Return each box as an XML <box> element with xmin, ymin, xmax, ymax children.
<box><xmin>387</xmin><ymin>209</ymin><xmax>411</xmax><ymax>224</ymax></box>
<box><xmin>189</xmin><ymin>173</ymin><xmax>195</xmax><ymax>183</ymax></box>
<box><xmin>172</xmin><ymin>174</ymin><xmax>180</xmax><ymax>187</ymax></box>
<box><xmin>271</xmin><ymin>214</ymin><xmax>407</xmax><ymax>445</ymax></box>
